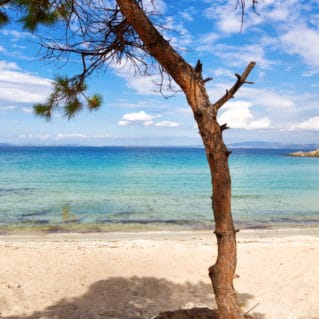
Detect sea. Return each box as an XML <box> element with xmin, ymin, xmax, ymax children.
<box><xmin>0</xmin><ymin>146</ymin><xmax>318</xmax><ymax>232</ymax></box>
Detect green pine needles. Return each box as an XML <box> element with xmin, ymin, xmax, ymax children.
<box><xmin>1</xmin><ymin>1</ymin><xmax>104</xmax><ymax>121</ymax></box>
<box><xmin>1</xmin><ymin>0</ymin><xmax>72</xmax><ymax>31</ymax></box>
<box><xmin>33</xmin><ymin>76</ymin><xmax>102</xmax><ymax>120</ymax></box>
<box><xmin>0</xmin><ymin>10</ymin><xmax>9</xmax><ymax>26</ymax></box>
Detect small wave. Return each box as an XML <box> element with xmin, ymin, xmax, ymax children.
<box><xmin>18</xmin><ymin>219</ymin><xmax>50</xmax><ymax>225</ymax></box>
<box><xmin>96</xmin><ymin>218</ymin><xmax>212</xmax><ymax>228</ymax></box>
<box><xmin>20</xmin><ymin>210</ymin><xmax>51</xmax><ymax>218</ymax></box>
<box><xmin>233</xmin><ymin>194</ymin><xmax>262</xmax><ymax>199</ymax></box>
<box><xmin>0</xmin><ymin>187</ymin><xmax>34</xmax><ymax>196</ymax></box>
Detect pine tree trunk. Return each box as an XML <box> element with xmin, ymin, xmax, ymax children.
<box><xmin>195</xmin><ymin>108</ymin><xmax>244</xmax><ymax>319</ymax></box>
<box><xmin>117</xmin><ymin>1</ymin><xmax>255</xmax><ymax>318</ymax></box>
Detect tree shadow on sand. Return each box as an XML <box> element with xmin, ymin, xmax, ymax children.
<box><xmin>2</xmin><ymin>276</ymin><xmax>264</xmax><ymax>319</ymax></box>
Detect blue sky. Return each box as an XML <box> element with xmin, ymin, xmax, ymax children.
<box><xmin>0</xmin><ymin>0</ymin><xmax>319</xmax><ymax>146</ymax></box>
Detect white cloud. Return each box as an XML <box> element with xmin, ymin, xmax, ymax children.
<box><xmin>143</xmin><ymin>121</ymin><xmax>154</xmax><ymax>127</ymax></box>
<box><xmin>118</xmin><ymin>120</ymin><xmax>129</xmax><ymax>127</ymax></box>
<box><xmin>218</xmin><ymin>15</ymin><xmax>242</xmax><ymax>34</ymax></box>
<box><xmin>0</xmin><ymin>105</ymin><xmax>16</xmax><ymax>111</ymax></box>
<box><xmin>19</xmin><ymin>134</ymin><xmax>52</xmax><ymax>140</ymax></box>
<box><xmin>58</xmin><ymin>133</ymin><xmax>111</xmax><ymax>139</ymax></box>
<box><xmin>0</xmin><ymin>60</ymin><xmax>52</xmax><ymax>104</ymax></box>
<box><xmin>267</xmin><ymin>7</ymin><xmax>289</xmax><ymax>21</ymax></box>
<box><xmin>118</xmin><ymin>111</ymin><xmax>161</xmax><ymax>126</ymax></box>
<box><xmin>199</xmin><ymin>0</ymin><xmax>319</xmax><ymax>74</ymax></box>
<box><xmin>114</xmin><ymin>61</ymin><xmax>178</xmax><ymax>96</ymax></box>
<box><xmin>123</xmin><ymin>110</ymin><xmax>159</xmax><ymax>122</ymax></box>
<box><xmin>19</xmin><ymin>133</ymin><xmax>111</xmax><ymax>140</ymax></box>
<box><xmin>233</xmin><ymin>87</ymin><xmax>319</xmax><ymax>131</ymax></box>
<box><xmin>0</xmin><ymin>29</ymin><xmax>35</xmax><ymax>40</ymax></box>
<box><xmin>293</xmin><ymin>117</ymin><xmax>319</xmax><ymax>131</ymax></box>
<box><xmin>56</xmin><ymin>133</ymin><xmax>87</xmax><ymax>139</ymax></box>
<box><xmin>204</xmin><ymin>3</ymin><xmax>242</xmax><ymax>34</ymax></box>
<box><xmin>196</xmin><ymin>32</ymin><xmax>274</xmax><ymax>69</ymax></box>
<box><xmin>204</xmin><ymin>0</ymin><xmax>299</xmax><ymax>34</ymax></box>
<box><xmin>212</xmin><ymin>68</ymin><xmax>235</xmax><ymax>79</ymax></box>
<box><xmin>238</xmin><ymin>87</ymin><xmax>295</xmax><ymax>110</ymax></box>
<box><xmin>0</xmin><ymin>61</ymin><xmax>20</xmax><ymax>70</ymax></box>
<box><xmin>0</xmin><ymin>83</ymin><xmax>51</xmax><ymax>103</ymax></box>
<box><xmin>218</xmin><ymin>101</ymin><xmax>271</xmax><ymax>130</ymax></box>
<box><xmin>155</xmin><ymin>120</ymin><xmax>180</xmax><ymax>128</ymax></box>
<box><xmin>203</xmin><ymin>0</ymin><xmax>274</xmax><ymax>34</ymax></box>
<box><xmin>302</xmin><ymin>69</ymin><xmax>319</xmax><ymax>77</ymax></box>
<box><xmin>180</xmin><ymin>11</ymin><xmax>193</xmax><ymax>22</ymax></box>
<box><xmin>0</xmin><ymin>67</ymin><xmax>51</xmax><ymax>86</ymax></box>
<box><xmin>1</xmin><ymin>105</ymin><xmax>37</xmax><ymax>114</ymax></box>
<box><xmin>196</xmin><ymin>32</ymin><xmax>220</xmax><ymax>53</ymax></box>
<box><xmin>199</xmin><ymin>32</ymin><xmax>219</xmax><ymax>44</ymax></box>
<box><xmin>118</xmin><ymin>111</ymin><xmax>180</xmax><ymax>128</ymax></box>
<box><xmin>200</xmin><ymin>0</ymin><xmax>319</xmax><ymax>74</ymax></box>
<box><xmin>281</xmin><ymin>25</ymin><xmax>319</xmax><ymax>68</ymax></box>
<box><xmin>207</xmin><ymin>83</ymin><xmax>295</xmax><ymax>112</ymax></box>
<box><xmin>175</xmin><ymin>107</ymin><xmax>192</xmax><ymax>115</ymax></box>
<box><xmin>248</xmin><ymin>118</ymin><xmax>271</xmax><ymax>129</ymax></box>
<box><xmin>127</xmin><ymin>76</ymin><xmax>156</xmax><ymax>95</ymax></box>
<box><xmin>212</xmin><ymin>44</ymin><xmax>274</xmax><ymax>69</ymax></box>
<box><xmin>111</xmin><ymin>99</ymin><xmax>155</xmax><ymax>109</ymax></box>
<box><xmin>22</xmin><ymin>107</ymin><xmax>33</xmax><ymax>113</ymax></box>
<box><xmin>163</xmin><ymin>16</ymin><xmax>192</xmax><ymax>48</ymax></box>
<box><xmin>142</xmin><ymin>0</ymin><xmax>166</xmax><ymax>14</ymax></box>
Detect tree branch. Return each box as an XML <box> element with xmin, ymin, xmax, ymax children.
<box><xmin>116</xmin><ymin>0</ymin><xmax>194</xmax><ymax>93</ymax></box>
<box><xmin>213</xmin><ymin>61</ymin><xmax>256</xmax><ymax>112</ymax></box>
<box><xmin>0</xmin><ymin>0</ymin><xmax>11</xmax><ymax>5</ymax></box>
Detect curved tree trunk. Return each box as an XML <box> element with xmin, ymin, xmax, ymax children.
<box><xmin>117</xmin><ymin>1</ymin><xmax>255</xmax><ymax>318</ymax></box>
<box><xmin>193</xmin><ymin>96</ymin><xmax>244</xmax><ymax>319</ymax></box>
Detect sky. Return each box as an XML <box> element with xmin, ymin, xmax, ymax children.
<box><xmin>0</xmin><ymin>0</ymin><xmax>319</xmax><ymax>146</ymax></box>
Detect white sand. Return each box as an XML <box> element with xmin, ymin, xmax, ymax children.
<box><xmin>0</xmin><ymin>228</ymin><xmax>318</xmax><ymax>319</ymax></box>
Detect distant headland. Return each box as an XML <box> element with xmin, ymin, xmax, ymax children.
<box><xmin>288</xmin><ymin>149</ymin><xmax>319</xmax><ymax>157</ymax></box>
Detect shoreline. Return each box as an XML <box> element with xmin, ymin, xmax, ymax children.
<box><xmin>0</xmin><ymin>224</ymin><xmax>319</xmax><ymax>241</ymax></box>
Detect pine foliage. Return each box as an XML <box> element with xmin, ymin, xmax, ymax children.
<box><xmin>33</xmin><ymin>76</ymin><xmax>102</xmax><ymax>120</ymax></box>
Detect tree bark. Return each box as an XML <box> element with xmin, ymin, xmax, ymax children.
<box><xmin>190</xmin><ymin>91</ymin><xmax>244</xmax><ymax>319</ymax></box>
<box><xmin>117</xmin><ymin>1</ymin><xmax>255</xmax><ymax>318</ymax></box>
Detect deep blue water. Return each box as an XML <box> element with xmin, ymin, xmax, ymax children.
<box><xmin>0</xmin><ymin>146</ymin><xmax>318</xmax><ymax>230</ymax></box>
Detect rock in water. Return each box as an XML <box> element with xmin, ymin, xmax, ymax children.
<box><xmin>288</xmin><ymin>149</ymin><xmax>319</xmax><ymax>157</ymax></box>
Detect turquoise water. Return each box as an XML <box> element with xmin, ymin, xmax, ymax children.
<box><xmin>0</xmin><ymin>146</ymin><xmax>318</xmax><ymax>230</ymax></box>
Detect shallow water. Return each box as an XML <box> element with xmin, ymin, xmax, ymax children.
<box><xmin>0</xmin><ymin>146</ymin><xmax>318</xmax><ymax>231</ymax></box>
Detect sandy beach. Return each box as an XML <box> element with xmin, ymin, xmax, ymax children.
<box><xmin>0</xmin><ymin>228</ymin><xmax>318</xmax><ymax>319</ymax></box>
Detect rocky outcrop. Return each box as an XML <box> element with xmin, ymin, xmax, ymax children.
<box><xmin>289</xmin><ymin>149</ymin><xmax>319</xmax><ymax>157</ymax></box>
